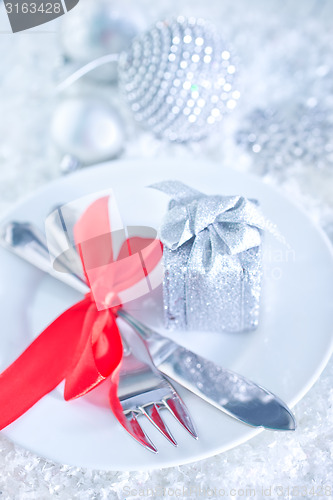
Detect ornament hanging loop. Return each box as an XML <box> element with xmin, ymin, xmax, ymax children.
<box><xmin>57</xmin><ymin>53</ymin><xmax>120</xmax><ymax>93</ymax></box>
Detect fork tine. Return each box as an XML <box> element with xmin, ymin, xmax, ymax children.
<box><xmin>141</xmin><ymin>403</ymin><xmax>178</xmax><ymax>447</ymax></box>
<box><xmin>163</xmin><ymin>395</ymin><xmax>198</xmax><ymax>439</ymax></box>
<box><xmin>123</xmin><ymin>410</ymin><xmax>158</xmax><ymax>453</ymax></box>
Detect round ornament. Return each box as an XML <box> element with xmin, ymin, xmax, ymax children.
<box><xmin>51</xmin><ymin>98</ymin><xmax>125</xmax><ymax>165</ymax></box>
<box><xmin>236</xmin><ymin>101</ymin><xmax>333</xmax><ymax>175</ymax></box>
<box><xmin>118</xmin><ymin>16</ymin><xmax>239</xmax><ymax>142</ymax></box>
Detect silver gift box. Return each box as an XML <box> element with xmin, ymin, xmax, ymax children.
<box><xmin>152</xmin><ymin>181</ymin><xmax>275</xmax><ymax>333</ymax></box>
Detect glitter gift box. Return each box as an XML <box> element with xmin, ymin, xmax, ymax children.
<box><xmin>152</xmin><ymin>181</ymin><xmax>274</xmax><ymax>333</ymax></box>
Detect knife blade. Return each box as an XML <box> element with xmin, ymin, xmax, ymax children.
<box><xmin>117</xmin><ymin>309</ymin><xmax>296</xmax><ymax>431</ymax></box>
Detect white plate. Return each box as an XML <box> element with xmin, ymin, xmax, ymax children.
<box><xmin>0</xmin><ymin>160</ymin><xmax>332</xmax><ymax>471</ymax></box>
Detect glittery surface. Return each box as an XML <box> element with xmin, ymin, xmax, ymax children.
<box><xmin>118</xmin><ymin>16</ymin><xmax>238</xmax><ymax>142</ymax></box>
<box><xmin>153</xmin><ymin>181</ymin><xmax>270</xmax><ymax>332</ymax></box>
<box><xmin>1</xmin><ymin>0</ymin><xmax>333</xmax><ymax>497</ymax></box>
<box><xmin>236</xmin><ymin>102</ymin><xmax>333</xmax><ymax>178</ymax></box>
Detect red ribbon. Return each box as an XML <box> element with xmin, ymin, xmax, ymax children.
<box><xmin>0</xmin><ymin>196</ymin><xmax>162</xmax><ymax>430</ymax></box>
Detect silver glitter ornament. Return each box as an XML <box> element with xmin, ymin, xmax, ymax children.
<box><xmin>236</xmin><ymin>101</ymin><xmax>333</xmax><ymax>177</ymax></box>
<box><xmin>118</xmin><ymin>16</ymin><xmax>239</xmax><ymax>142</ymax></box>
<box><xmin>51</xmin><ymin>97</ymin><xmax>125</xmax><ymax>165</ymax></box>
<box><xmin>61</xmin><ymin>0</ymin><xmax>146</xmax><ymax>82</ymax></box>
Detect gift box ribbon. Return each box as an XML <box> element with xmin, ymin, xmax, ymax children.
<box><xmin>0</xmin><ymin>196</ymin><xmax>162</xmax><ymax>430</ymax></box>
<box><xmin>152</xmin><ymin>180</ymin><xmax>278</xmax><ymax>254</ymax></box>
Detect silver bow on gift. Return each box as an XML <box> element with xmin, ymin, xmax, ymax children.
<box><xmin>151</xmin><ymin>180</ymin><xmax>279</xmax><ymax>333</ymax></box>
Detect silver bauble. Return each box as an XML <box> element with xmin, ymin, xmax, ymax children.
<box><xmin>61</xmin><ymin>0</ymin><xmax>146</xmax><ymax>81</ymax></box>
<box><xmin>51</xmin><ymin>98</ymin><xmax>125</xmax><ymax>164</ymax></box>
<box><xmin>118</xmin><ymin>16</ymin><xmax>239</xmax><ymax>142</ymax></box>
<box><xmin>236</xmin><ymin>102</ymin><xmax>333</xmax><ymax>175</ymax></box>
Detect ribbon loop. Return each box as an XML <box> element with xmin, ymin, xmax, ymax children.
<box><xmin>0</xmin><ymin>192</ymin><xmax>162</xmax><ymax>430</ymax></box>
<box><xmin>152</xmin><ymin>181</ymin><xmax>270</xmax><ymax>254</ymax></box>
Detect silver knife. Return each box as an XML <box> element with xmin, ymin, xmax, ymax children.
<box><xmin>0</xmin><ymin>220</ymin><xmax>296</xmax><ymax>431</ymax></box>
<box><xmin>117</xmin><ymin>309</ymin><xmax>296</xmax><ymax>431</ymax></box>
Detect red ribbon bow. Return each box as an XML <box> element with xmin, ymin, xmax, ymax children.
<box><xmin>0</xmin><ymin>196</ymin><xmax>162</xmax><ymax>430</ymax></box>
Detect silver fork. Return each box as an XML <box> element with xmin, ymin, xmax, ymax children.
<box><xmin>113</xmin><ymin>324</ymin><xmax>197</xmax><ymax>452</ymax></box>
<box><xmin>0</xmin><ymin>220</ymin><xmax>197</xmax><ymax>453</ymax></box>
